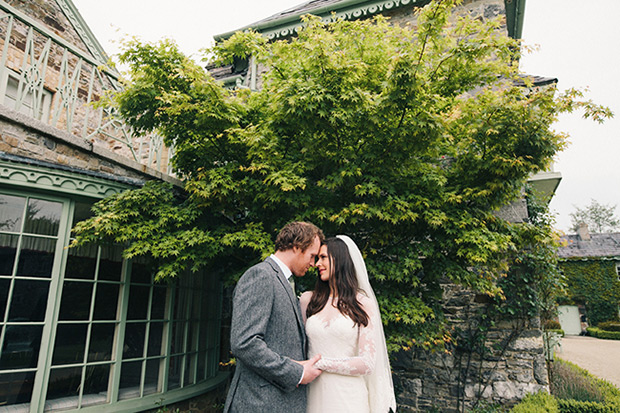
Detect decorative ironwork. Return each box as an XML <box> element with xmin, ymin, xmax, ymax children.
<box><xmin>0</xmin><ymin>1</ymin><xmax>174</xmax><ymax>176</ymax></box>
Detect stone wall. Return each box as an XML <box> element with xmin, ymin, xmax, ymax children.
<box><xmin>5</xmin><ymin>0</ymin><xmax>91</xmax><ymax>56</ymax></box>
<box><xmin>0</xmin><ymin>103</ymin><xmax>179</xmax><ymax>185</ymax></box>
<box><xmin>393</xmin><ymin>284</ymin><xmax>548</xmax><ymax>412</ymax></box>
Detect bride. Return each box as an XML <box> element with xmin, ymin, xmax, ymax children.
<box><xmin>299</xmin><ymin>235</ymin><xmax>397</xmax><ymax>412</ymax></box>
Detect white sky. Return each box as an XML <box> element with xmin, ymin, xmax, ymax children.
<box><xmin>72</xmin><ymin>0</ymin><xmax>620</xmax><ymax>233</ymax></box>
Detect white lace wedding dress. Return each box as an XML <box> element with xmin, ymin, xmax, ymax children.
<box><xmin>301</xmin><ymin>293</ymin><xmax>378</xmax><ymax>413</ymax></box>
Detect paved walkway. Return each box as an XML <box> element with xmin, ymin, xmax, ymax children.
<box><xmin>556</xmin><ymin>336</ymin><xmax>620</xmax><ymax>388</ymax></box>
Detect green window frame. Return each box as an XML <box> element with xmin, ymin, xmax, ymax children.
<box><xmin>0</xmin><ymin>168</ymin><xmax>226</xmax><ymax>413</ymax></box>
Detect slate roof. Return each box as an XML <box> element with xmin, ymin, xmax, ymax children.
<box><xmin>514</xmin><ymin>75</ymin><xmax>558</xmax><ymax>88</ymax></box>
<box><xmin>558</xmin><ymin>233</ymin><xmax>620</xmax><ymax>259</ymax></box>
<box><xmin>253</xmin><ymin>0</ymin><xmax>341</xmax><ymax>26</ymax></box>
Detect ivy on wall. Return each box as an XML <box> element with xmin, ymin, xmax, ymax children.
<box><xmin>559</xmin><ymin>260</ymin><xmax>620</xmax><ymax>326</ymax></box>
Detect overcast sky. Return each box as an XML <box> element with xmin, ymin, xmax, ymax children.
<box><xmin>72</xmin><ymin>0</ymin><xmax>620</xmax><ymax>233</ymax></box>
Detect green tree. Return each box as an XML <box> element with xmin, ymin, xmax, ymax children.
<box><xmin>569</xmin><ymin>199</ymin><xmax>620</xmax><ymax>233</ymax></box>
<box><xmin>73</xmin><ymin>0</ymin><xmax>610</xmax><ymax>351</ymax></box>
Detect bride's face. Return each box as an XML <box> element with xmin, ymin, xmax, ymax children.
<box><xmin>316</xmin><ymin>245</ymin><xmax>332</xmax><ymax>282</ymax></box>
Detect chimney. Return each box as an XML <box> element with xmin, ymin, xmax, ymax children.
<box><xmin>577</xmin><ymin>223</ymin><xmax>591</xmax><ymax>241</ymax></box>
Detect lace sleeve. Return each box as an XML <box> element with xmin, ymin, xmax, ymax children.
<box><xmin>315</xmin><ymin>297</ymin><xmax>377</xmax><ymax>376</ymax></box>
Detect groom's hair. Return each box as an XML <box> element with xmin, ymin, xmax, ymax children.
<box><xmin>275</xmin><ymin>221</ymin><xmax>324</xmax><ymax>252</ymax></box>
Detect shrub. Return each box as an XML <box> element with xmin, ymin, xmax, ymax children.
<box><xmin>596</xmin><ymin>321</ymin><xmax>620</xmax><ymax>332</ymax></box>
<box><xmin>550</xmin><ymin>360</ymin><xmax>606</xmax><ymax>403</ymax></box>
<box><xmin>545</xmin><ymin>320</ymin><xmax>563</xmax><ymax>330</ymax></box>
<box><xmin>510</xmin><ymin>391</ymin><xmax>558</xmax><ymax>412</ymax></box>
<box><xmin>550</xmin><ymin>359</ymin><xmax>620</xmax><ymax>411</ymax></box>
<box><xmin>547</xmin><ymin>329</ymin><xmax>565</xmax><ymax>337</ymax></box>
<box><xmin>586</xmin><ymin>327</ymin><xmax>620</xmax><ymax>341</ymax></box>
<box><xmin>557</xmin><ymin>399</ymin><xmax>614</xmax><ymax>412</ymax></box>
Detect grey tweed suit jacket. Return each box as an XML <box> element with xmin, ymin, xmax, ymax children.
<box><xmin>223</xmin><ymin>257</ymin><xmax>307</xmax><ymax>413</ymax></box>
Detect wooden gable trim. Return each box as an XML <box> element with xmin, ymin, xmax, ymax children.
<box><xmin>215</xmin><ymin>0</ymin><xmax>526</xmax><ymax>42</ymax></box>
<box><xmin>55</xmin><ymin>0</ymin><xmax>117</xmax><ymax>72</ymax></box>
<box><xmin>214</xmin><ymin>0</ymin><xmax>426</xmax><ymax>41</ymax></box>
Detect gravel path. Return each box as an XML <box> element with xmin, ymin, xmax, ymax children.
<box><xmin>556</xmin><ymin>336</ymin><xmax>620</xmax><ymax>388</ymax></box>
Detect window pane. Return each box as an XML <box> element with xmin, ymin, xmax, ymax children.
<box><xmin>144</xmin><ymin>359</ymin><xmax>161</xmax><ymax>396</ymax></box>
<box><xmin>71</xmin><ymin>201</ymin><xmax>93</xmax><ymax>228</ymax></box>
<box><xmin>147</xmin><ymin>322</ymin><xmax>164</xmax><ymax>357</ymax></box>
<box><xmin>187</xmin><ymin>321</ymin><xmax>198</xmax><ymax>352</ymax></box>
<box><xmin>0</xmin><ymin>325</ymin><xmax>43</xmax><ymax>369</ymax></box>
<box><xmin>52</xmin><ymin>324</ymin><xmax>87</xmax><ymax>365</ymax></box>
<box><xmin>131</xmin><ymin>259</ymin><xmax>153</xmax><ymax>284</ymax></box>
<box><xmin>65</xmin><ymin>244</ymin><xmax>98</xmax><ymax>280</ymax></box>
<box><xmin>184</xmin><ymin>354</ymin><xmax>196</xmax><ymax>386</ymax></box>
<box><xmin>0</xmin><ymin>234</ymin><xmax>18</xmax><ymax>275</ymax></box>
<box><xmin>81</xmin><ymin>365</ymin><xmax>110</xmax><ymax>407</ymax></box>
<box><xmin>0</xmin><ymin>371</ymin><xmax>35</xmax><ymax>406</ymax></box>
<box><xmin>58</xmin><ymin>281</ymin><xmax>93</xmax><ymax>320</ymax></box>
<box><xmin>88</xmin><ymin>323</ymin><xmax>115</xmax><ymax>362</ymax></box>
<box><xmin>118</xmin><ymin>361</ymin><xmax>142</xmax><ymax>400</ymax></box>
<box><xmin>199</xmin><ymin>318</ymin><xmax>210</xmax><ymax>352</ymax></box>
<box><xmin>123</xmin><ymin>323</ymin><xmax>146</xmax><ymax>359</ymax></box>
<box><xmin>0</xmin><ymin>278</ymin><xmax>9</xmax><ymax>321</ymax></box>
<box><xmin>8</xmin><ymin>279</ymin><xmax>49</xmax><ymax>322</ymax></box>
<box><xmin>198</xmin><ymin>352</ymin><xmax>207</xmax><ymax>382</ymax></box>
<box><xmin>0</xmin><ymin>194</ymin><xmax>25</xmax><ymax>233</ymax></box>
<box><xmin>93</xmin><ymin>284</ymin><xmax>119</xmax><ymax>321</ymax></box>
<box><xmin>168</xmin><ymin>356</ymin><xmax>182</xmax><ymax>390</ymax></box>
<box><xmin>127</xmin><ymin>285</ymin><xmax>150</xmax><ymax>320</ymax></box>
<box><xmin>170</xmin><ymin>322</ymin><xmax>186</xmax><ymax>355</ymax></box>
<box><xmin>23</xmin><ymin>198</ymin><xmax>62</xmax><ymax>236</ymax></box>
<box><xmin>46</xmin><ymin>366</ymin><xmax>81</xmax><ymax>407</ymax></box>
<box><xmin>151</xmin><ymin>287</ymin><xmax>167</xmax><ymax>320</ymax></box>
<box><xmin>173</xmin><ymin>288</ymin><xmax>187</xmax><ymax>320</ymax></box>
<box><xmin>97</xmin><ymin>245</ymin><xmax>122</xmax><ymax>281</ymax></box>
<box><xmin>16</xmin><ymin>236</ymin><xmax>56</xmax><ymax>278</ymax></box>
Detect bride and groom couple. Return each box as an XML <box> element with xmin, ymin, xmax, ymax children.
<box><xmin>224</xmin><ymin>221</ymin><xmax>397</xmax><ymax>413</ymax></box>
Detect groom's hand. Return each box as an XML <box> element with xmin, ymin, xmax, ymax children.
<box><xmin>296</xmin><ymin>354</ymin><xmax>322</xmax><ymax>385</ymax></box>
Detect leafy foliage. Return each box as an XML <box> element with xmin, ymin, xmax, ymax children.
<box><xmin>569</xmin><ymin>199</ymin><xmax>620</xmax><ymax>234</ymax></box>
<box><xmin>510</xmin><ymin>391</ymin><xmax>559</xmax><ymax>413</ymax></box>
<box><xmin>72</xmin><ymin>0</ymin><xmax>610</xmax><ymax>350</ymax></box>
<box><xmin>559</xmin><ymin>260</ymin><xmax>620</xmax><ymax>326</ymax></box>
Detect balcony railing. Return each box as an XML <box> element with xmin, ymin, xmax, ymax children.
<box><xmin>0</xmin><ymin>1</ymin><xmax>174</xmax><ymax>175</ymax></box>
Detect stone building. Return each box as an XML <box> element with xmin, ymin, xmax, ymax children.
<box><xmin>211</xmin><ymin>0</ymin><xmax>559</xmax><ymax>411</ymax></box>
<box><xmin>557</xmin><ymin>224</ymin><xmax>620</xmax><ymax>332</ymax></box>
<box><xmin>0</xmin><ymin>1</ymin><xmax>226</xmax><ymax>412</ymax></box>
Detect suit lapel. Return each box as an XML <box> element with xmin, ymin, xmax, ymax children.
<box><xmin>265</xmin><ymin>258</ymin><xmax>305</xmax><ymax>342</ymax></box>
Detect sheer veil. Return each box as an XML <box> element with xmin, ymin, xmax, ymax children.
<box><xmin>337</xmin><ymin>235</ymin><xmax>397</xmax><ymax>412</ymax></box>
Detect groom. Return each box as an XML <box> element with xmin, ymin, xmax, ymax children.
<box><xmin>223</xmin><ymin>221</ymin><xmax>324</xmax><ymax>413</ymax></box>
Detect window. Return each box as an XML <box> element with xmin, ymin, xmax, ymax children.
<box><xmin>0</xmin><ymin>192</ymin><xmax>223</xmax><ymax>412</ymax></box>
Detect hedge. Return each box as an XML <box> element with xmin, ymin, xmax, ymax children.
<box><xmin>586</xmin><ymin>327</ymin><xmax>620</xmax><ymax>340</ymax></box>
<box><xmin>557</xmin><ymin>399</ymin><xmax>615</xmax><ymax>413</ymax></box>
<box><xmin>596</xmin><ymin>321</ymin><xmax>620</xmax><ymax>332</ymax></box>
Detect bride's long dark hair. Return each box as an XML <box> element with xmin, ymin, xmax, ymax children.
<box><xmin>306</xmin><ymin>237</ymin><xmax>369</xmax><ymax>327</ymax></box>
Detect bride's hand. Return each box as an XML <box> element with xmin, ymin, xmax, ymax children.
<box><xmin>294</xmin><ymin>354</ymin><xmax>322</xmax><ymax>385</ymax></box>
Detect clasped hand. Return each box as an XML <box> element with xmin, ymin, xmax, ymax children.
<box><xmin>294</xmin><ymin>354</ymin><xmax>322</xmax><ymax>385</ymax></box>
